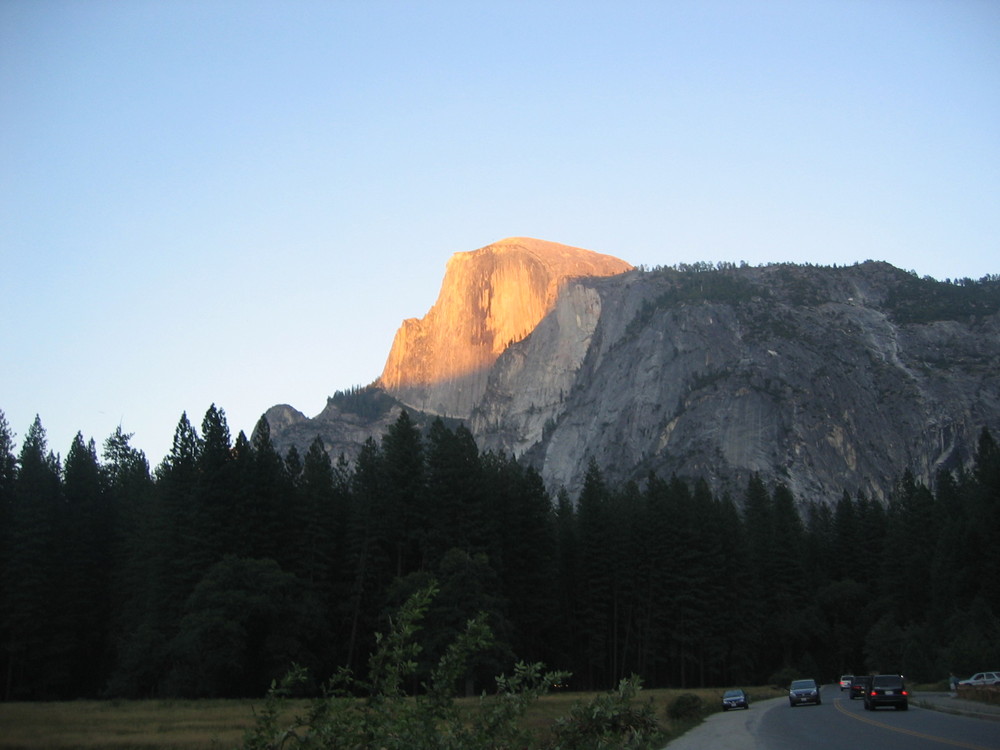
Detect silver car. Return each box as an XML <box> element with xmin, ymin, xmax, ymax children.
<box><xmin>958</xmin><ymin>671</ymin><xmax>1000</xmax><ymax>686</ymax></box>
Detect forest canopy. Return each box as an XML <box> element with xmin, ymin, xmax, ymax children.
<box><xmin>1</xmin><ymin>406</ymin><xmax>998</xmax><ymax>700</ymax></box>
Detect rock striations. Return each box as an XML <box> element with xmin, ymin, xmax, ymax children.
<box><xmin>266</xmin><ymin>238</ymin><xmax>1000</xmax><ymax>504</ymax></box>
<box><xmin>376</xmin><ymin>237</ymin><xmax>633</xmax><ymax>417</ymax></box>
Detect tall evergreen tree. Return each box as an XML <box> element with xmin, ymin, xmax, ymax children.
<box><xmin>196</xmin><ymin>404</ymin><xmax>236</xmax><ymax>562</ymax></box>
<box><xmin>62</xmin><ymin>433</ymin><xmax>114</xmax><ymax>695</ymax></box>
<box><xmin>344</xmin><ymin>437</ymin><xmax>385</xmax><ymax>673</ymax></box>
<box><xmin>769</xmin><ymin>483</ymin><xmax>811</xmax><ymax>669</ymax></box>
<box><xmin>553</xmin><ymin>488</ymin><xmax>581</xmax><ymax>678</ymax></box>
<box><xmin>102</xmin><ymin>427</ymin><xmax>153</xmax><ymax>697</ymax></box>
<box><xmin>575</xmin><ymin>459</ymin><xmax>612</xmax><ymax>689</ymax></box>
<box><xmin>248</xmin><ymin>416</ymin><xmax>292</xmax><ymax>566</ymax></box>
<box><xmin>634</xmin><ymin>474</ymin><xmax>671</xmax><ymax>685</ymax></box>
<box><xmin>300</xmin><ymin>436</ymin><xmax>349</xmax><ymax>677</ymax></box>
<box><xmin>4</xmin><ymin>417</ymin><xmax>64</xmax><ymax>698</ymax></box>
<box><xmin>380</xmin><ymin>410</ymin><xmax>426</xmax><ymax>575</ymax></box>
<box><xmin>424</xmin><ymin>420</ymin><xmax>483</xmax><ymax>564</ymax></box>
<box><xmin>971</xmin><ymin>429</ymin><xmax>1000</xmax><ymax>611</ymax></box>
<box><xmin>294</xmin><ymin>436</ymin><xmax>340</xmax><ymax>588</ymax></box>
<box><xmin>881</xmin><ymin>471</ymin><xmax>937</xmax><ymax>625</ymax></box>
<box><xmin>0</xmin><ymin>411</ymin><xmax>17</xmax><ymax>698</ymax></box>
<box><xmin>120</xmin><ymin>412</ymin><xmax>202</xmax><ymax>697</ymax></box>
<box><xmin>713</xmin><ymin>490</ymin><xmax>754</xmax><ymax>683</ymax></box>
<box><xmin>482</xmin><ymin>456</ymin><xmax>557</xmax><ymax>667</ymax></box>
<box><xmin>740</xmin><ymin>473</ymin><xmax>773</xmax><ymax>680</ymax></box>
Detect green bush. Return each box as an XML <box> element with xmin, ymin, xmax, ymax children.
<box><xmin>666</xmin><ymin>693</ymin><xmax>704</xmax><ymax>721</ymax></box>
<box><xmin>550</xmin><ymin>675</ymin><xmax>664</xmax><ymax>750</ymax></box>
<box><xmin>241</xmin><ymin>585</ymin><xmax>567</xmax><ymax>750</ymax></box>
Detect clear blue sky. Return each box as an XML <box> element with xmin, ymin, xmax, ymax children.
<box><xmin>2</xmin><ymin>0</ymin><xmax>998</xmax><ymax>468</ymax></box>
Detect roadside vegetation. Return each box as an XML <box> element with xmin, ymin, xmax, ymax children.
<box><xmin>0</xmin><ymin>585</ymin><xmax>786</xmax><ymax>749</ymax></box>
<box><xmin>1</xmin><ymin>687</ymin><xmax>775</xmax><ymax>750</ymax></box>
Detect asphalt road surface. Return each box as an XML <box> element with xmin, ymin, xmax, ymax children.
<box><xmin>664</xmin><ymin>685</ymin><xmax>1000</xmax><ymax>750</ymax></box>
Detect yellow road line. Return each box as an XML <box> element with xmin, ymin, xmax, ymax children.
<box><xmin>833</xmin><ymin>696</ymin><xmax>994</xmax><ymax>750</ymax></box>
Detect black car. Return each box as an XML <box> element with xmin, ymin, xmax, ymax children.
<box><xmin>864</xmin><ymin>674</ymin><xmax>908</xmax><ymax>710</ymax></box>
<box><xmin>722</xmin><ymin>688</ymin><xmax>750</xmax><ymax>710</ymax></box>
<box><xmin>789</xmin><ymin>678</ymin><xmax>822</xmax><ymax>706</ymax></box>
<box><xmin>849</xmin><ymin>675</ymin><xmax>871</xmax><ymax>700</ymax></box>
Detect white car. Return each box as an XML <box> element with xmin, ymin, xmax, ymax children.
<box><xmin>958</xmin><ymin>671</ymin><xmax>1000</xmax><ymax>686</ymax></box>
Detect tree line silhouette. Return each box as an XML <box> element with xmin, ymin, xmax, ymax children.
<box><xmin>1</xmin><ymin>405</ymin><xmax>998</xmax><ymax>700</ymax></box>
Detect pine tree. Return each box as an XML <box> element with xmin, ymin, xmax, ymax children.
<box><xmin>424</xmin><ymin>419</ymin><xmax>483</xmax><ymax>565</ymax></box>
<box><xmin>769</xmin><ymin>483</ymin><xmax>810</xmax><ymax>669</ymax></box>
<box><xmin>575</xmin><ymin>459</ymin><xmax>612</xmax><ymax>689</ymax></box>
<box><xmin>972</xmin><ymin>429</ymin><xmax>1000</xmax><ymax>611</ymax></box>
<box><xmin>62</xmin><ymin>433</ymin><xmax>113</xmax><ymax>695</ymax></box>
<box><xmin>740</xmin><ymin>473</ymin><xmax>773</xmax><ymax>680</ymax></box>
<box><xmin>0</xmin><ymin>412</ymin><xmax>19</xmax><ymax>698</ymax></box>
<box><xmin>881</xmin><ymin>471</ymin><xmax>937</xmax><ymax>625</ymax></box>
<box><xmin>294</xmin><ymin>436</ymin><xmax>339</xmax><ymax>587</ymax></box>
<box><xmin>380</xmin><ymin>410</ymin><xmax>427</xmax><ymax>576</ymax></box>
<box><xmin>713</xmin><ymin>490</ymin><xmax>754</xmax><ymax>683</ymax></box>
<box><xmin>248</xmin><ymin>415</ymin><xmax>292</xmax><ymax>565</ymax></box>
<box><xmin>196</xmin><ymin>405</ymin><xmax>236</xmax><ymax>561</ymax></box>
<box><xmin>123</xmin><ymin>412</ymin><xmax>202</xmax><ymax>696</ymax></box>
<box><xmin>344</xmin><ymin>437</ymin><xmax>386</xmax><ymax>674</ymax></box>
<box><xmin>482</xmin><ymin>456</ymin><xmax>557</xmax><ymax>667</ymax></box>
<box><xmin>553</xmin><ymin>488</ymin><xmax>581</xmax><ymax>679</ymax></box>
<box><xmin>102</xmin><ymin>427</ymin><xmax>153</xmax><ymax>697</ymax></box>
<box><xmin>4</xmin><ymin>417</ymin><xmax>64</xmax><ymax>698</ymax></box>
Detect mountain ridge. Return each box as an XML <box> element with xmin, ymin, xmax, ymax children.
<box><xmin>267</xmin><ymin>240</ymin><xmax>1000</xmax><ymax>503</ymax></box>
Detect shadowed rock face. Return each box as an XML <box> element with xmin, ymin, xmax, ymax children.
<box><xmin>474</xmin><ymin>261</ymin><xmax>1000</xmax><ymax>501</ymax></box>
<box><xmin>267</xmin><ymin>240</ymin><xmax>1000</xmax><ymax>505</ymax></box>
<box><xmin>376</xmin><ymin>237</ymin><xmax>633</xmax><ymax>417</ymax></box>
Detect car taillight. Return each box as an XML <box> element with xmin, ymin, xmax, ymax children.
<box><xmin>870</xmin><ymin>690</ymin><xmax>876</xmax><ymax>696</ymax></box>
<box><xmin>901</xmin><ymin>690</ymin><xmax>908</xmax><ymax>696</ymax></box>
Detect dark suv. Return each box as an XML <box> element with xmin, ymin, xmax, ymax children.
<box><xmin>849</xmin><ymin>675</ymin><xmax>871</xmax><ymax>700</ymax></box>
<box><xmin>864</xmin><ymin>674</ymin><xmax>908</xmax><ymax>710</ymax></box>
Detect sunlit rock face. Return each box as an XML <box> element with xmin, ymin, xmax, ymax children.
<box><xmin>377</xmin><ymin>237</ymin><xmax>633</xmax><ymax>417</ymax></box>
<box><xmin>267</xmin><ymin>243</ymin><xmax>1000</xmax><ymax>506</ymax></box>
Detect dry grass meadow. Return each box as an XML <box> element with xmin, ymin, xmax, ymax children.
<box><xmin>0</xmin><ymin>686</ymin><xmax>787</xmax><ymax>749</ymax></box>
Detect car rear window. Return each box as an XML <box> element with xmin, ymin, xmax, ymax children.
<box><xmin>872</xmin><ymin>675</ymin><xmax>903</xmax><ymax>687</ymax></box>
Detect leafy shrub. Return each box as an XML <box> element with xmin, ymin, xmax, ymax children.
<box><xmin>666</xmin><ymin>692</ymin><xmax>704</xmax><ymax>721</ymax></box>
<box><xmin>241</xmin><ymin>585</ymin><xmax>567</xmax><ymax>750</ymax></box>
<box><xmin>551</xmin><ymin>675</ymin><xmax>664</xmax><ymax>749</ymax></box>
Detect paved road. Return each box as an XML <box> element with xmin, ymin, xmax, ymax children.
<box><xmin>664</xmin><ymin>685</ymin><xmax>1000</xmax><ymax>750</ymax></box>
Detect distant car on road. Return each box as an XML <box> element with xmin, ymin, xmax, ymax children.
<box><xmin>789</xmin><ymin>678</ymin><xmax>821</xmax><ymax>706</ymax></box>
<box><xmin>864</xmin><ymin>674</ymin><xmax>908</xmax><ymax>711</ymax></box>
<box><xmin>850</xmin><ymin>675</ymin><xmax>871</xmax><ymax>700</ymax></box>
<box><xmin>839</xmin><ymin>674</ymin><xmax>853</xmax><ymax>691</ymax></box>
<box><xmin>722</xmin><ymin>688</ymin><xmax>750</xmax><ymax>710</ymax></box>
<box><xmin>959</xmin><ymin>671</ymin><xmax>1000</xmax><ymax>687</ymax></box>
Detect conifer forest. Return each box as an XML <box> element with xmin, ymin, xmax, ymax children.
<box><xmin>1</xmin><ymin>405</ymin><xmax>998</xmax><ymax>701</ymax></box>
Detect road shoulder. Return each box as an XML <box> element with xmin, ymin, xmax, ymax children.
<box><xmin>662</xmin><ymin>696</ymin><xmax>785</xmax><ymax>749</ymax></box>
<box><xmin>912</xmin><ymin>692</ymin><xmax>1000</xmax><ymax>722</ymax></box>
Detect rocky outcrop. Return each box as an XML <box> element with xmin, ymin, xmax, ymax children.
<box><xmin>376</xmin><ymin>237</ymin><xmax>633</xmax><ymax>417</ymax></box>
<box><xmin>475</xmin><ymin>262</ymin><xmax>1000</xmax><ymax>501</ymax></box>
<box><xmin>267</xmin><ymin>238</ymin><xmax>1000</xmax><ymax>505</ymax></box>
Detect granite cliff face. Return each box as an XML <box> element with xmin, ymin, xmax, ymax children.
<box><xmin>267</xmin><ymin>239</ymin><xmax>1000</xmax><ymax>504</ymax></box>
<box><xmin>376</xmin><ymin>237</ymin><xmax>633</xmax><ymax>417</ymax></box>
<box><xmin>473</xmin><ymin>262</ymin><xmax>1000</xmax><ymax>501</ymax></box>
